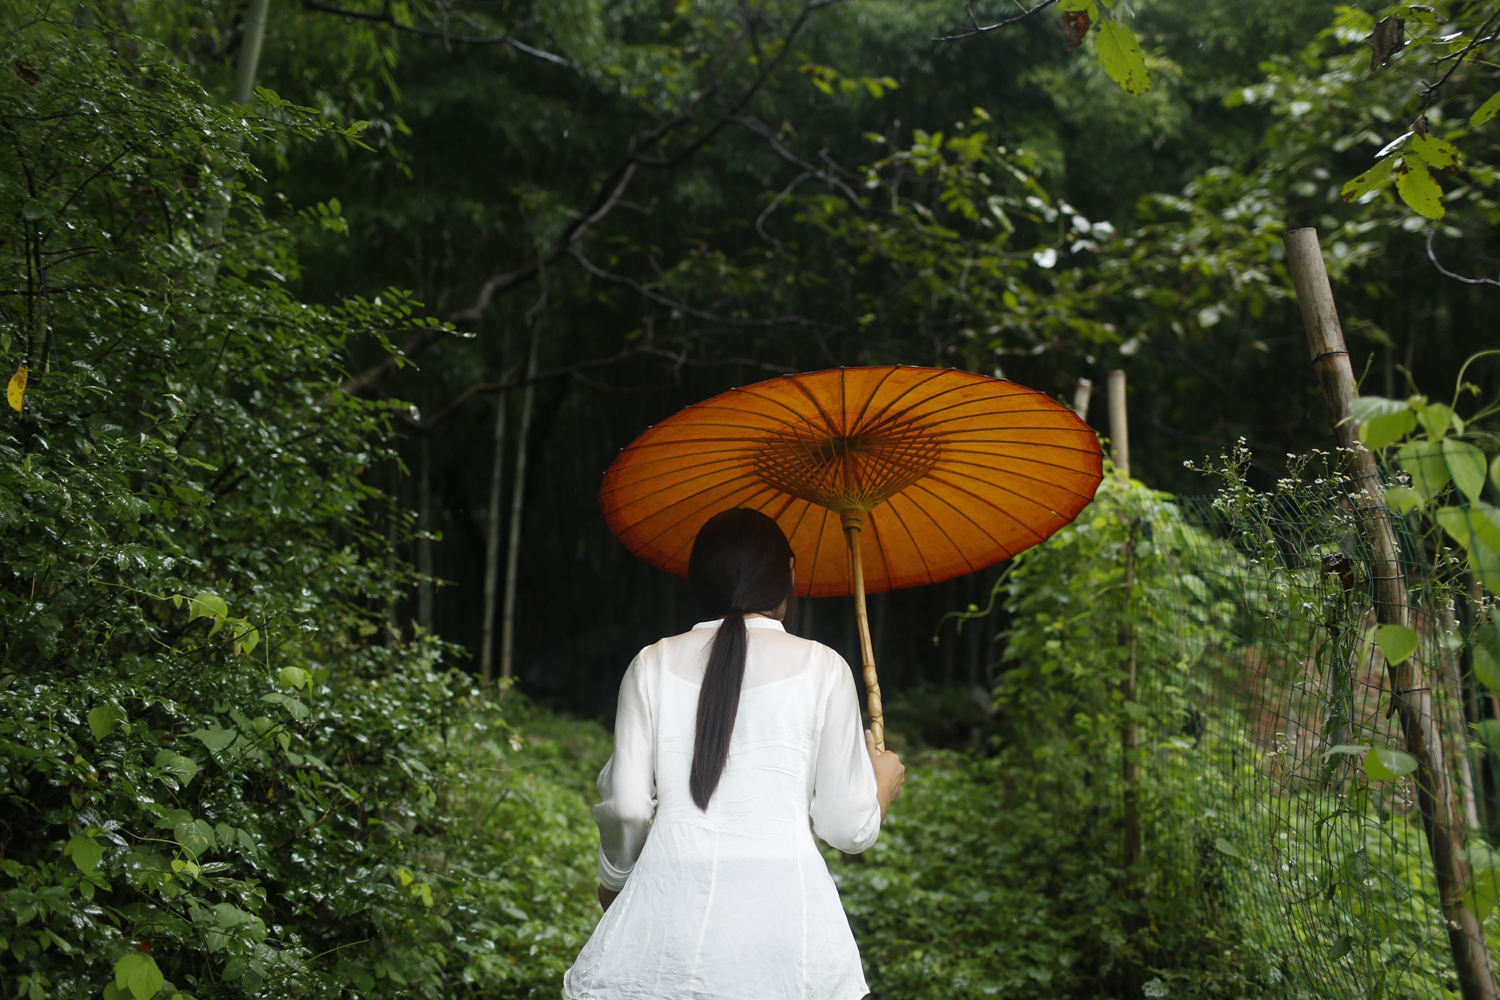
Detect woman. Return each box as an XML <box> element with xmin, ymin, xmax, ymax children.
<box><xmin>564</xmin><ymin>508</ymin><xmax>905</xmax><ymax>1000</ymax></box>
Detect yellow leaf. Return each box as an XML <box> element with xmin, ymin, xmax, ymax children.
<box><xmin>1095</xmin><ymin>21</ymin><xmax>1152</xmax><ymax>96</ymax></box>
<box><xmin>1397</xmin><ymin>160</ymin><xmax>1445</xmax><ymax>219</ymax></box>
<box><xmin>7</xmin><ymin>363</ymin><xmax>26</xmax><ymax>412</ymax></box>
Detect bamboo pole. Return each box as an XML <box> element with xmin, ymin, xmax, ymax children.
<box><xmin>1108</xmin><ymin>370</ymin><xmax>1129</xmax><ymax>477</ymax></box>
<box><xmin>842</xmin><ymin>509</ymin><xmax>885</xmax><ymax>751</ymax></box>
<box><xmin>1072</xmin><ymin>377</ymin><xmax>1093</xmax><ymax>421</ymax></box>
<box><xmin>1283</xmin><ymin>227</ymin><xmax>1496</xmax><ymax>1000</ymax></box>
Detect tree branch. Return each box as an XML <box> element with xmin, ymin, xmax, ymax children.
<box><xmin>933</xmin><ymin>0</ymin><xmax>1060</xmax><ymax>42</ymax></box>
<box><xmin>1422</xmin><ymin>7</ymin><xmax>1500</xmax><ymax>100</ymax></box>
<box><xmin>301</xmin><ymin>0</ymin><xmax>572</xmax><ymax>65</ymax></box>
<box><xmin>735</xmin><ymin>115</ymin><xmax>866</xmax><ymax>209</ymax></box>
<box><xmin>570</xmin><ymin>247</ymin><xmax>838</xmax><ymax>330</ymax></box>
<box><xmin>336</xmin><ymin>0</ymin><xmax>841</xmax><ymax>396</ymax></box>
<box><xmin>1426</xmin><ymin>230</ymin><xmax>1500</xmax><ymax>286</ymax></box>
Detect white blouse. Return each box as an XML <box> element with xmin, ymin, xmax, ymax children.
<box><xmin>563</xmin><ymin>617</ymin><xmax>882</xmax><ymax>1000</ymax></box>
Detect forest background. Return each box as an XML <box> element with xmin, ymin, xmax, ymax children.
<box><xmin>5</xmin><ymin>0</ymin><xmax>1500</xmax><ymax>996</ymax></box>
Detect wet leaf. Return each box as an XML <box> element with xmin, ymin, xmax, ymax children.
<box><xmin>1396</xmin><ymin>160</ymin><xmax>1445</xmax><ymax>219</ymax></box>
<box><xmin>1366</xmin><ymin>15</ymin><xmax>1405</xmax><ymax>70</ymax></box>
<box><xmin>1342</xmin><ymin>157</ymin><xmax>1395</xmax><ymax>202</ymax></box>
<box><xmin>1375</xmin><ymin>623</ymin><xmax>1419</xmax><ymax>665</ymax></box>
<box><xmin>1095</xmin><ymin>20</ymin><xmax>1151</xmax><ymax>95</ymax></box>
<box><xmin>1408</xmin><ymin>133</ymin><xmax>1459</xmax><ymax>170</ymax></box>
<box><xmin>1059</xmin><ymin>9</ymin><xmax>1091</xmax><ymax>51</ymax></box>
<box><xmin>1474</xmin><ymin>89</ymin><xmax>1500</xmax><ymax>127</ymax></box>
<box><xmin>1444</xmin><ymin>439</ymin><xmax>1488</xmax><ymax>502</ymax></box>
<box><xmin>1365</xmin><ymin>746</ymin><xmax>1418</xmax><ymax>780</ymax></box>
<box><xmin>7</xmin><ymin>363</ymin><xmax>26</xmax><ymax>412</ymax></box>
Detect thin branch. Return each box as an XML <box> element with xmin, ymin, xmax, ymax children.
<box><xmin>1422</xmin><ymin>7</ymin><xmax>1500</xmax><ymax>100</ymax></box>
<box><xmin>1426</xmin><ymin>229</ymin><xmax>1500</xmax><ymax>287</ymax></box>
<box><xmin>337</xmin><ymin>0</ymin><xmax>841</xmax><ymax>396</ymax></box>
<box><xmin>301</xmin><ymin>0</ymin><xmax>572</xmax><ymax>66</ymax></box>
<box><xmin>756</xmin><ymin>170</ymin><xmax>811</xmax><ymax>247</ymax></box>
<box><xmin>569</xmin><ymin>247</ymin><xmax>839</xmax><ymax>329</ymax></box>
<box><xmin>736</xmin><ymin>115</ymin><xmax>866</xmax><ymax>209</ymax></box>
<box><xmin>933</xmin><ymin>0</ymin><xmax>1059</xmax><ymax>42</ymax></box>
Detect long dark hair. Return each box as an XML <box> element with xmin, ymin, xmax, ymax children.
<box><xmin>686</xmin><ymin>508</ymin><xmax>796</xmax><ymax>810</ymax></box>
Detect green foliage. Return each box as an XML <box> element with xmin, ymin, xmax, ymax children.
<box><xmin>834</xmin><ymin>474</ymin><xmax>1257</xmax><ymax>997</ymax></box>
<box><xmin>0</xmin><ymin>9</ymin><xmax>607</xmax><ymax>999</ymax></box>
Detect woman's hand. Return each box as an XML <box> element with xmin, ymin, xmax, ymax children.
<box><xmin>598</xmin><ymin>885</ymin><xmax>620</xmax><ymax>911</ymax></box>
<box><xmin>865</xmin><ymin>729</ymin><xmax>905</xmax><ymax>820</ymax></box>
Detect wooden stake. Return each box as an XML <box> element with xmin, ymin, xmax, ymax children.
<box><xmin>1108</xmin><ymin>370</ymin><xmax>1129</xmax><ymax>477</ymax></box>
<box><xmin>1072</xmin><ymin>377</ymin><xmax>1093</xmax><ymax>421</ymax></box>
<box><xmin>842</xmin><ymin>509</ymin><xmax>885</xmax><ymax>751</ymax></box>
<box><xmin>1284</xmin><ymin>227</ymin><xmax>1496</xmax><ymax>1000</ymax></box>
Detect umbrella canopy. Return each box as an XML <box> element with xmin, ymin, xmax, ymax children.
<box><xmin>600</xmin><ymin>366</ymin><xmax>1103</xmax><ymax>597</ymax></box>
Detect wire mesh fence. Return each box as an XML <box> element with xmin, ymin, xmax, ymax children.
<box><xmin>1139</xmin><ymin>458</ymin><xmax>1498</xmax><ymax>998</ymax></box>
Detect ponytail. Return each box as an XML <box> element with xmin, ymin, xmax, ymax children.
<box><xmin>686</xmin><ymin>510</ymin><xmax>796</xmax><ymax>810</ymax></box>
<box><xmin>690</xmin><ymin>606</ymin><xmax>747</xmax><ymax>809</ymax></box>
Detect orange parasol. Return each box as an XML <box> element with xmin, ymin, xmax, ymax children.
<box><xmin>599</xmin><ymin>366</ymin><xmax>1103</xmax><ymax>748</ymax></box>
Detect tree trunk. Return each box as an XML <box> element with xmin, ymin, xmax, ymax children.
<box><xmin>500</xmin><ymin>328</ymin><xmax>540</xmax><ymax>680</ymax></box>
<box><xmin>479</xmin><ymin>389</ymin><xmax>508</xmax><ymax>683</ymax></box>
<box><xmin>1284</xmin><ymin>227</ymin><xmax>1496</xmax><ymax>1000</ymax></box>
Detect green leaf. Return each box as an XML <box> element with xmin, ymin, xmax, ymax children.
<box><xmin>1476</xmin><ymin>642</ymin><xmax>1500</xmax><ymax>696</ymax></box>
<box><xmin>1122</xmin><ymin>699</ymin><xmax>1147</xmax><ymax>719</ymax></box>
<box><xmin>114</xmin><ymin>953</ymin><xmax>164</xmax><ymax>1000</ymax></box>
<box><xmin>260</xmin><ymin>692</ymin><xmax>310</xmax><ymax>721</ymax></box>
<box><xmin>1342</xmin><ymin>157</ymin><xmax>1395</xmax><ymax>202</ymax></box>
<box><xmin>1376</xmin><ymin>624</ymin><xmax>1419</xmax><ymax>665</ymax></box>
<box><xmin>173</xmin><ymin>818</ymin><xmax>216</xmax><ymax>857</ymax></box>
<box><xmin>232</xmin><ymin>618</ymin><xmax>260</xmax><ymax>657</ymax></box>
<box><xmin>1467</xmin><ymin>866</ymin><xmax>1500</xmax><ymax>919</ymax></box>
<box><xmin>1361</xmin><ymin>409</ymin><xmax>1417</xmax><ymax>450</ymax></box>
<box><xmin>1470</xmin><ymin>538</ymin><xmax>1500</xmax><ymax>596</ymax></box>
<box><xmin>1399</xmin><ymin>439</ymin><xmax>1450</xmax><ymax>499</ymax></box>
<box><xmin>87</xmin><ymin>706</ymin><xmax>124</xmax><ymax>741</ymax></box>
<box><xmin>278</xmin><ymin>666</ymin><xmax>310</xmax><ymax>690</ymax></box>
<box><xmin>1385</xmin><ymin>485</ymin><xmax>1421</xmax><ymax>513</ymax></box>
<box><xmin>1473</xmin><ymin>90</ymin><xmax>1500</xmax><ymax>127</ymax></box>
<box><xmin>153</xmin><ymin>749</ymin><xmax>199</xmax><ymax>786</ymax></box>
<box><xmin>1397</xmin><ymin>160</ymin><xmax>1446</xmax><ymax>219</ymax></box>
<box><xmin>1365</xmin><ymin>746</ymin><xmax>1418</xmax><ymax>781</ymax></box>
<box><xmin>189</xmin><ymin>728</ymin><xmax>237</xmax><ymax>753</ymax></box>
<box><xmin>1095</xmin><ymin>21</ymin><xmax>1151</xmax><ymax>96</ymax></box>
<box><xmin>1213</xmin><ymin>837</ymin><xmax>1243</xmax><ymax>859</ymax></box>
<box><xmin>63</xmin><ymin>836</ymin><xmax>104</xmax><ymax>874</ymax></box>
<box><xmin>187</xmin><ymin>592</ymin><xmax>227</xmax><ymax>623</ymax></box>
<box><xmin>1475</xmin><ymin>718</ymin><xmax>1500</xmax><ymax>751</ymax></box>
<box><xmin>1413</xmin><ymin>399</ymin><xmax>1459</xmax><ymax>439</ymax></box>
<box><xmin>1436</xmin><ymin>504</ymin><xmax>1500</xmax><ymax>551</ymax></box>
<box><xmin>1328</xmin><ymin>935</ymin><xmax>1352</xmax><ymax>961</ymax></box>
<box><xmin>1445</xmin><ymin>440</ymin><xmax>1489</xmax><ymax>502</ymax></box>
<box><xmin>1407</xmin><ymin>133</ymin><xmax>1460</xmax><ymax>170</ymax></box>
<box><xmin>1491</xmin><ymin>454</ymin><xmax>1500</xmax><ymax>496</ymax></box>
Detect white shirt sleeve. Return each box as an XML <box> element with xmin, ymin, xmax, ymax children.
<box><xmin>593</xmin><ymin>653</ymin><xmax>656</xmax><ymax>891</ymax></box>
<box><xmin>809</xmin><ymin>651</ymin><xmax>882</xmax><ymax>854</ymax></box>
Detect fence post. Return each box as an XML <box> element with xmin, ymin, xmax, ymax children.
<box><xmin>1283</xmin><ymin>227</ymin><xmax>1496</xmax><ymax>1000</ymax></box>
<box><xmin>1108</xmin><ymin>370</ymin><xmax>1129</xmax><ymax>477</ymax></box>
<box><xmin>1073</xmin><ymin>377</ymin><xmax>1093</xmax><ymax>421</ymax></box>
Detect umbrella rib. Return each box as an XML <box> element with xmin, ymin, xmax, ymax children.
<box><xmin>627</xmin><ymin>481</ymin><xmax>781</xmax><ymax>555</ymax></box>
<box><xmin>847</xmin><ymin>365</ymin><xmax>910</xmax><ymax>433</ymax></box>
<box><xmin>910</xmin><ymin>474</ymin><xmax>1057</xmax><ymax>547</ymax></box>
<box><xmin>605</xmin><ymin>465</ymin><xmax>767</xmax><ymax>510</ymax></box>
<box><xmin>879</xmin><ymin>495</ymin><xmax>949</xmax><ymax>584</ymax></box>
<box><xmin>888</xmin><ymin>488</ymin><xmax>997</xmax><ymax>570</ymax></box>
<box><xmin>927</xmin><ymin>459</ymin><xmax>1101</xmax><ymax>505</ymax></box>
<box><xmin>648</xmin><ymin>483</ymin><xmax>792</xmax><ymax>567</ymax></box>
<box><xmin>853</xmin><ymin>367</ymin><xmax>965</xmax><ymax>433</ymax></box>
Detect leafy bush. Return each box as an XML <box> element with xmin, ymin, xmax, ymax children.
<box><xmin>833</xmin><ymin>475</ymin><xmax>1259</xmax><ymax>999</ymax></box>
<box><xmin>0</xmin><ymin>11</ymin><xmax>607</xmax><ymax>1000</ymax></box>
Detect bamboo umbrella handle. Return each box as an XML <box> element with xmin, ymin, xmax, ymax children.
<box><xmin>842</xmin><ymin>510</ymin><xmax>885</xmax><ymax>752</ymax></box>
